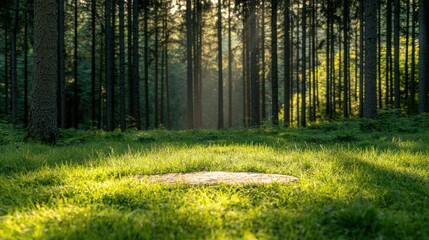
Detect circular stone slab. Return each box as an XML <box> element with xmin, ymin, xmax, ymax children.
<box><xmin>139</xmin><ymin>171</ymin><xmax>299</xmax><ymax>185</ymax></box>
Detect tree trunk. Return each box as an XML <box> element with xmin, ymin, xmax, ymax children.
<box><xmin>11</xmin><ymin>0</ymin><xmax>18</xmax><ymax>124</ymax></box>
<box><xmin>24</xmin><ymin>10</ymin><xmax>29</xmax><ymax>127</ymax></box>
<box><xmin>246</xmin><ymin>7</ymin><xmax>251</xmax><ymax>126</ymax></box>
<box><xmin>363</xmin><ymin>0</ymin><xmax>378</xmax><ymax>119</ymax></box>
<box><xmin>394</xmin><ymin>0</ymin><xmax>400</xmax><ymax>108</ymax></box>
<box><xmin>301</xmin><ymin>0</ymin><xmax>307</xmax><ymax>127</ymax></box>
<box><xmin>193</xmin><ymin>0</ymin><xmax>200</xmax><ymax>128</ymax></box>
<box><xmin>242</xmin><ymin>8</ymin><xmax>247</xmax><ymax>126</ymax></box>
<box><xmin>73</xmin><ymin>0</ymin><xmax>79</xmax><ymax>128</ymax></box>
<box><xmin>98</xmin><ymin>29</ymin><xmax>104</xmax><ymax>129</ymax></box>
<box><xmin>261</xmin><ymin>1</ymin><xmax>266</xmax><ymax>122</ymax></box>
<box><xmin>218</xmin><ymin>0</ymin><xmax>224</xmax><ymax>129</ymax></box>
<box><xmin>128</xmin><ymin>0</ymin><xmax>134</xmax><ymax>127</ymax></box>
<box><xmin>311</xmin><ymin>0</ymin><xmax>317</xmax><ymax>121</ymax></box>
<box><xmin>355</xmin><ymin>25</ymin><xmax>359</xmax><ymax>103</ymax></box>
<box><xmin>143</xmin><ymin>0</ymin><xmax>149</xmax><ymax>129</ymax></box>
<box><xmin>186</xmin><ymin>0</ymin><xmax>193</xmax><ymax>129</ymax></box>
<box><xmin>161</xmin><ymin>0</ymin><xmax>167</xmax><ymax>127</ymax></box>
<box><xmin>28</xmin><ymin>0</ymin><xmax>59</xmax><ymax>143</ymax></box>
<box><xmin>343</xmin><ymin>0</ymin><xmax>350</xmax><ymax>118</ymax></box>
<box><xmin>133</xmin><ymin>0</ymin><xmax>141</xmax><ymax>128</ymax></box>
<box><xmin>409</xmin><ymin>0</ymin><xmax>417</xmax><ymax>113</ymax></box>
<box><xmin>284</xmin><ymin>0</ymin><xmax>291</xmax><ymax>127</ymax></box>
<box><xmin>112</xmin><ymin>0</ymin><xmax>117</xmax><ymax>127</ymax></box>
<box><xmin>154</xmin><ymin>2</ymin><xmax>159</xmax><ymax>128</ymax></box>
<box><xmin>296</xmin><ymin>17</ymin><xmax>300</xmax><ymax>125</ymax></box>
<box><xmin>386</xmin><ymin>0</ymin><xmax>392</xmax><ymax>105</ymax></box>
<box><xmin>419</xmin><ymin>0</ymin><xmax>429</xmax><ymax>112</ymax></box>
<box><xmin>378</xmin><ymin>0</ymin><xmax>382</xmax><ymax>108</ymax></box>
<box><xmin>405</xmin><ymin>0</ymin><xmax>410</xmax><ymax>102</ymax></box>
<box><xmin>57</xmin><ymin>0</ymin><xmax>66</xmax><ymax>128</ymax></box>
<box><xmin>250</xmin><ymin>0</ymin><xmax>259</xmax><ymax>126</ymax></box>
<box><xmin>197</xmin><ymin>1</ymin><xmax>203</xmax><ymax>128</ymax></box>
<box><xmin>119</xmin><ymin>0</ymin><xmax>126</xmax><ymax>130</ymax></box>
<box><xmin>105</xmin><ymin>0</ymin><xmax>114</xmax><ymax>130</ymax></box>
<box><xmin>91</xmin><ymin>0</ymin><xmax>97</xmax><ymax>126</ymax></box>
<box><xmin>359</xmin><ymin>0</ymin><xmax>364</xmax><ymax>117</ymax></box>
<box><xmin>326</xmin><ymin>0</ymin><xmax>332</xmax><ymax>119</ymax></box>
<box><xmin>3</xmin><ymin>22</ymin><xmax>8</xmax><ymax>117</ymax></box>
<box><xmin>271</xmin><ymin>0</ymin><xmax>279</xmax><ymax>126</ymax></box>
<box><xmin>330</xmin><ymin>16</ymin><xmax>335</xmax><ymax>115</ymax></box>
<box><xmin>228</xmin><ymin>0</ymin><xmax>233</xmax><ymax>128</ymax></box>
<box><xmin>290</xmin><ymin>17</ymin><xmax>294</xmax><ymax>124</ymax></box>
<box><xmin>165</xmin><ymin>2</ymin><xmax>171</xmax><ymax>129</ymax></box>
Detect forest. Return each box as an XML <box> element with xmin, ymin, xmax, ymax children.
<box><xmin>0</xmin><ymin>0</ymin><xmax>429</xmax><ymax>239</ymax></box>
<box><xmin>0</xmin><ymin>0</ymin><xmax>426</xmax><ymax>135</ymax></box>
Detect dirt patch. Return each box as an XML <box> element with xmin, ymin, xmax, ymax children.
<box><xmin>138</xmin><ymin>171</ymin><xmax>299</xmax><ymax>185</ymax></box>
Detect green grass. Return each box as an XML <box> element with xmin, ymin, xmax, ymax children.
<box><xmin>1</xmin><ymin>114</ymin><xmax>429</xmax><ymax>239</ymax></box>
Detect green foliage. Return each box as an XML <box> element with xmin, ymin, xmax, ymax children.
<box><xmin>0</xmin><ymin>117</ymin><xmax>429</xmax><ymax>239</ymax></box>
<box><xmin>321</xmin><ymin>200</ymin><xmax>380</xmax><ymax>238</ymax></box>
<box><xmin>360</xmin><ymin>109</ymin><xmax>429</xmax><ymax>132</ymax></box>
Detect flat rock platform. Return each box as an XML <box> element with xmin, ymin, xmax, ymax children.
<box><xmin>139</xmin><ymin>171</ymin><xmax>299</xmax><ymax>185</ymax></box>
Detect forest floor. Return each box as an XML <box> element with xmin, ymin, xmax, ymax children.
<box><xmin>1</xmin><ymin>112</ymin><xmax>429</xmax><ymax>239</ymax></box>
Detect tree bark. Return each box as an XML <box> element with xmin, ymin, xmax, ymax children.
<box><xmin>301</xmin><ymin>0</ymin><xmax>307</xmax><ymax>127</ymax></box>
<box><xmin>161</xmin><ymin>0</ymin><xmax>167</xmax><ymax>127</ymax></box>
<box><xmin>165</xmin><ymin>2</ymin><xmax>171</xmax><ymax>129</ymax></box>
<box><xmin>91</xmin><ymin>0</ymin><xmax>97</xmax><ymax>126</ymax></box>
<box><xmin>186</xmin><ymin>0</ymin><xmax>194</xmax><ymax>129</ymax></box>
<box><xmin>105</xmin><ymin>0</ymin><xmax>114</xmax><ymax>130</ymax></box>
<box><xmin>249</xmin><ymin>0</ymin><xmax>259</xmax><ymax>126</ymax></box>
<box><xmin>98</xmin><ymin>29</ymin><xmax>104</xmax><ymax>129</ymax></box>
<box><xmin>359</xmin><ymin>0</ymin><xmax>364</xmax><ymax>117</ymax></box>
<box><xmin>119</xmin><ymin>0</ymin><xmax>126</xmax><ymax>130</ymax></box>
<box><xmin>3</xmin><ymin>21</ymin><xmax>8</xmax><ymax>117</ymax></box>
<box><xmin>242</xmin><ymin>8</ymin><xmax>247</xmax><ymax>126</ymax></box>
<box><xmin>261</xmin><ymin>1</ymin><xmax>266</xmax><ymax>122</ymax></box>
<box><xmin>394</xmin><ymin>0</ymin><xmax>400</xmax><ymax>108</ymax></box>
<box><xmin>378</xmin><ymin>0</ymin><xmax>382</xmax><ymax>108</ymax></box>
<box><xmin>419</xmin><ymin>0</ymin><xmax>429</xmax><ymax>112</ymax></box>
<box><xmin>284</xmin><ymin>0</ymin><xmax>291</xmax><ymax>127</ymax></box>
<box><xmin>143</xmin><ymin>0</ymin><xmax>149</xmax><ymax>129</ymax></box>
<box><xmin>405</xmin><ymin>0</ymin><xmax>410</xmax><ymax>102</ymax></box>
<box><xmin>386</xmin><ymin>0</ymin><xmax>392</xmax><ymax>105</ymax></box>
<box><xmin>228</xmin><ymin>0</ymin><xmax>233</xmax><ymax>128</ymax></box>
<box><xmin>326</xmin><ymin>0</ymin><xmax>332</xmax><ymax>119</ymax></box>
<box><xmin>128</xmin><ymin>0</ymin><xmax>134</xmax><ymax>127</ymax></box>
<box><xmin>73</xmin><ymin>0</ymin><xmax>79</xmax><ymax>128</ymax></box>
<box><xmin>197</xmin><ymin>1</ymin><xmax>203</xmax><ymax>128</ymax></box>
<box><xmin>343</xmin><ymin>0</ymin><xmax>350</xmax><ymax>118</ymax></box>
<box><xmin>296</xmin><ymin>16</ymin><xmax>300</xmax><ymax>125</ymax></box>
<box><xmin>11</xmin><ymin>0</ymin><xmax>18</xmax><ymax>124</ymax></box>
<box><xmin>311</xmin><ymin>0</ymin><xmax>317</xmax><ymax>121</ymax></box>
<box><xmin>363</xmin><ymin>0</ymin><xmax>378</xmax><ymax>119</ymax></box>
<box><xmin>57</xmin><ymin>0</ymin><xmax>66</xmax><ymax>128</ymax></box>
<box><xmin>28</xmin><ymin>0</ymin><xmax>59</xmax><ymax>143</ymax></box>
<box><xmin>217</xmin><ymin>0</ymin><xmax>224</xmax><ymax>129</ymax></box>
<box><xmin>133</xmin><ymin>0</ymin><xmax>141</xmax><ymax>129</ymax></box>
<box><xmin>409</xmin><ymin>0</ymin><xmax>417</xmax><ymax>113</ymax></box>
<box><xmin>24</xmin><ymin>9</ymin><xmax>28</xmax><ymax>126</ymax></box>
<box><xmin>271</xmin><ymin>0</ymin><xmax>279</xmax><ymax>126</ymax></box>
<box><xmin>154</xmin><ymin>2</ymin><xmax>159</xmax><ymax>128</ymax></box>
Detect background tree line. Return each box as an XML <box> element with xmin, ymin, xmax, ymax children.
<box><xmin>0</xmin><ymin>0</ymin><xmax>428</xmax><ymax>139</ymax></box>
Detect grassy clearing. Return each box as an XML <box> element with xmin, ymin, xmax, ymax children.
<box><xmin>1</xmin><ymin>114</ymin><xmax>429</xmax><ymax>239</ymax></box>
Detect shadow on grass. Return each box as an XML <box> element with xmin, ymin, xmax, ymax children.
<box><xmin>1</xmin><ymin>122</ymin><xmax>429</xmax><ymax>238</ymax></box>
<box><xmin>1</xmin><ymin>154</ymin><xmax>428</xmax><ymax>239</ymax></box>
<box><xmin>1</xmin><ymin>121</ymin><xmax>429</xmax><ymax>174</ymax></box>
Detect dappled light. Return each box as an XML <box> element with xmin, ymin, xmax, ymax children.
<box><xmin>1</xmin><ymin>114</ymin><xmax>429</xmax><ymax>238</ymax></box>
